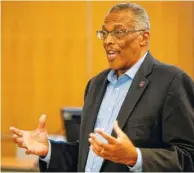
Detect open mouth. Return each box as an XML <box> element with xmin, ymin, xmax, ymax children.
<box><xmin>106</xmin><ymin>50</ymin><xmax>119</xmax><ymax>60</ymax></box>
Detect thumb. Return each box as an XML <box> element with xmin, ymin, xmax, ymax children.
<box><xmin>113</xmin><ymin>121</ymin><xmax>124</xmax><ymax>138</ymax></box>
<box><xmin>37</xmin><ymin>114</ymin><xmax>47</xmax><ymax>129</ymax></box>
<box><xmin>25</xmin><ymin>150</ymin><xmax>31</xmax><ymax>155</ymax></box>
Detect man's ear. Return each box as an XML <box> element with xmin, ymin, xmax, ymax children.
<box><xmin>140</xmin><ymin>31</ymin><xmax>150</xmax><ymax>46</ymax></box>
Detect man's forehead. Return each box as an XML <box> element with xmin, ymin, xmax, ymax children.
<box><xmin>102</xmin><ymin>23</ymin><xmax>125</xmax><ymax>30</ymax></box>
<box><xmin>105</xmin><ymin>10</ymin><xmax>132</xmax><ymax>20</ymax></box>
<box><xmin>102</xmin><ymin>11</ymin><xmax>133</xmax><ymax>29</ymax></box>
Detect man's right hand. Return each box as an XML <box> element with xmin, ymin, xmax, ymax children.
<box><xmin>10</xmin><ymin>114</ymin><xmax>49</xmax><ymax>157</ymax></box>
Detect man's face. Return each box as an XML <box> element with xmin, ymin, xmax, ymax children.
<box><xmin>102</xmin><ymin>11</ymin><xmax>144</xmax><ymax>75</ymax></box>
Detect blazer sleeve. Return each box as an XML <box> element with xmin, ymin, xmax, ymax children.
<box><xmin>39</xmin><ymin>140</ymin><xmax>79</xmax><ymax>172</ymax></box>
<box><xmin>140</xmin><ymin>72</ymin><xmax>194</xmax><ymax>171</ymax></box>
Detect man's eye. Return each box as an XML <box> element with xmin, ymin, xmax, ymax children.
<box><xmin>101</xmin><ymin>31</ymin><xmax>107</xmax><ymax>35</ymax></box>
<box><xmin>114</xmin><ymin>30</ymin><xmax>124</xmax><ymax>36</ymax></box>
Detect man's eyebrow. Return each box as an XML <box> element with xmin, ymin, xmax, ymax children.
<box><xmin>102</xmin><ymin>24</ymin><xmax>125</xmax><ymax>30</ymax></box>
<box><xmin>113</xmin><ymin>24</ymin><xmax>125</xmax><ymax>28</ymax></box>
<box><xmin>102</xmin><ymin>25</ymin><xmax>106</xmax><ymax>30</ymax></box>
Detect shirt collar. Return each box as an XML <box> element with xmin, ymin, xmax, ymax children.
<box><xmin>107</xmin><ymin>51</ymin><xmax>148</xmax><ymax>83</ymax></box>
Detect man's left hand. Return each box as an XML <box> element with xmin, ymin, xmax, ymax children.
<box><xmin>89</xmin><ymin>121</ymin><xmax>137</xmax><ymax>166</ymax></box>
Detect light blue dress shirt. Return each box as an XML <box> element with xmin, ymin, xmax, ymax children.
<box><xmin>85</xmin><ymin>52</ymin><xmax>147</xmax><ymax>172</ymax></box>
<box><xmin>41</xmin><ymin>52</ymin><xmax>147</xmax><ymax>172</ymax></box>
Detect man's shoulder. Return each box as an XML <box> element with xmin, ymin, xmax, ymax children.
<box><xmin>152</xmin><ymin>58</ymin><xmax>186</xmax><ymax>78</ymax></box>
<box><xmin>145</xmin><ymin>52</ymin><xmax>193</xmax><ymax>83</ymax></box>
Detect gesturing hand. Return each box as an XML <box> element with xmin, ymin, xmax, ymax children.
<box><xmin>10</xmin><ymin>114</ymin><xmax>49</xmax><ymax>157</ymax></box>
<box><xmin>89</xmin><ymin>121</ymin><xmax>137</xmax><ymax>166</ymax></box>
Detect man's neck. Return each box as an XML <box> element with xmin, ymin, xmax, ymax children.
<box><xmin>116</xmin><ymin>49</ymin><xmax>148</xmax><ymax>78</ymax></box>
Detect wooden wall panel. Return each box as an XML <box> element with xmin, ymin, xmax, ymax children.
<box><xmin>2</xmin><ymin>2</ymin><xmax>89</xmax><ymax>135</ymax></box>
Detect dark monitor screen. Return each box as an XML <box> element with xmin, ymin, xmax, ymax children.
<box><xmin>61</xmin><ymin>107</ymin><xmax>82</xmax><ymax>142</ymax></box>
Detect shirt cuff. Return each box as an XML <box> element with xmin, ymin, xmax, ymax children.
<box><xmin>39</xmin><ymin>140</ymin><xmax>51</xmax><ymax>165</ymax></box>
<box><xmin>128</xmin><ymin>148</ymin><xmax>143</xmax><ymax>172</ymax></box>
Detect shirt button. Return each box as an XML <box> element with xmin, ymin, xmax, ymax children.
<box><xmin>109</xmin><ymin>108</ymin><xmax>112</xmax><ymax>111</ymax></box>
<box><xmin>116</xmin><ymin>88</ymin><xmax>119</xmax><ymax>91</ymax></box>
<box><xmin>86</xmin><ymin>168</ymin><xmax>91</xmax><ymax>172</ymax></box>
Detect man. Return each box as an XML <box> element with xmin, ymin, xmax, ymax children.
<box><xmin>10</xmin><ymin>2</ymin><xmax>194</xmax><ymax>172</ymax></box>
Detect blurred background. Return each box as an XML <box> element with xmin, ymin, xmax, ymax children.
<box><xmin>1</xmin><ymin>1</ymin><xmax>194</xmax><ymax>171</ymax></box>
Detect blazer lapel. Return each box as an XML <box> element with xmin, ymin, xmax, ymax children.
<box><xmin>86</xmin><ymin>76</ymin><xmax>109</xmax><ymax>135</ymax></box>
<box><xmin>115</xmin><ymin>52</ymin><xmax>154</xmax><ymax>132</ymax></box>
<box><xmin>116</xmin><ymin>74</ymin><xmax>149</xmax><ymax>130</ymax></box>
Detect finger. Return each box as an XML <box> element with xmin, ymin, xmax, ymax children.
<box><xmin>89</xmin><ymin>133</ymin><xmax>109</xmax><ymax>150</ymax></box>
<box><xmin>90</xmin><ymin>145</ymin><xmax>104</xmax><ymax>157</ymax></box>
<box><xmin>89</xmin><ymin>137</ymin><xmax>102</xmax><ymax>153</ymax></box>
<box><xmin>90</xmin><ymin>145</ymin><xmax>102</xmax><ymax>156</ymax></box>
<box><xmin>113</xmin><ymin>121</ymin><xmax>124</xmax><ymax>138</ymax></box>
<box><xmin>95</xmin><ymin>128</ymin><xmax>117</xmax><ymax>144</ymax></box>
<box><xmin>13</xmin><ymin>134</ymin><xmax>19</xmax><ymax>139</ymax></box>
<box><xmin>25</xmin><ymin>147</ymin><xmax>36</xmax><ymax>155</ymax></box>
<box><xmin>15</xmin><ymin>137</ymin><xmax>24</xmax><ymax>145</ymax></box>
<box><xmin>18</xmin><ymin>142</ymin><xmax>27</xmax><ymax>149</ymax></box>
<box><xmin>10</xmin><ymin>127</ymin><xmax>23</xmax><ymax>137</ymax></box>
<box><xmin>25</xmin><ymin>149</ymin><xmax>31</xmax><ymax>155</ymax></box>
<box><xmin>90</xmin><ymin>145</ymin><xmax>112</xmax><ymax>158</ymax></box>
<box><xmin>16</xmin><ymin>138</ymin><xmax>27</xmax><ymax>149</ymax></box>
<box><xmin>12</xmin><ymin>134</ymin><xmax>28</xmax><ymax>150</ymax></box>
<box><xmin>26</xmin><ymin>147</ymin><xmax>41</xmax><ymax>155</ymax></box>
<box><xmin>38</xmin><ymin>114</ymin><xmax>46</xmax><ymax>129</ymax></box>
<box><xmin>12</xmin><ymin>134</ymin><xmax>20</xmax><ymax>143</ymax></box>
<box><xmin>12</xmin><ymin>134</ymin><xmax>18</xmax><ymax>143</ymax></box>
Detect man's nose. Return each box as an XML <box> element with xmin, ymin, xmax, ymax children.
<box><xmin>103</xmin><ymin>33</ymin><xmax>115</xmax><ymax>45</ymax></box>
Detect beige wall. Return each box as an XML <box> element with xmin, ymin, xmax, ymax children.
<box><xmin>2</xmin><ymin>1</ymin><xmax>194</xmax><ymax>157</ymax></box>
